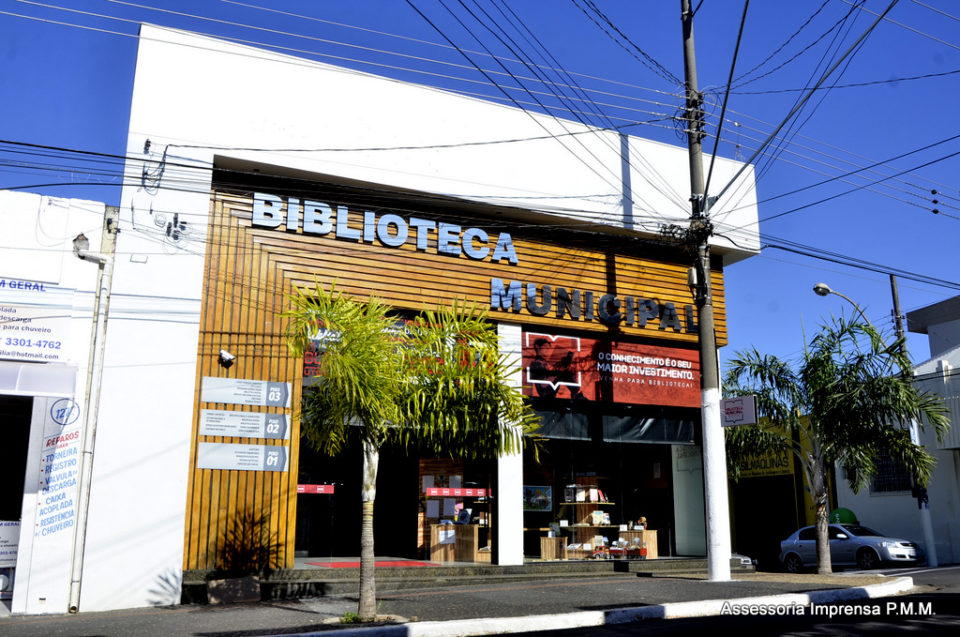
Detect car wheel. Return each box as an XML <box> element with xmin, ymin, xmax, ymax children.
<box><xmin>856</xmin><ymin>548</ymin><xmax>880</xmax><ymax>570</ymax></box>
<box><xmin>784</xmin><ymin>553</ymin><xmax>803</xmax><ymax>573</ymax></box>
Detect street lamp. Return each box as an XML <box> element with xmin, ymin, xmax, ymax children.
<box><xmin>813</xmin><ymin>281</ymin><xmax>939</xmax><ymax>567</ymax></box>
<box><xmin>812</xmin><ymin>282</ymin><xmax>874</xmax><ymax>328</ymax></box>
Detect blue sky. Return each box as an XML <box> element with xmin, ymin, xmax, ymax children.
<box><xmin>1</xmin><ymin>0</ymin><xmax>958</xmax><ymax>370</ymax></box>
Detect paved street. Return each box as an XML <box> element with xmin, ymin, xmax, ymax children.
<box><xmin>3</xmin><ymin>567</ymin><xmax>952</xmax><ymax>636</ymax></box>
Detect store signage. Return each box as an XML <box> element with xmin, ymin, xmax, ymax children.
<box><xmin>720</xmin><ymin>395</ymin><xmax>757</xmax><ymax>427</ymax></box>
<box><xmin>297</xmin><ymin>484</ymin><xmax>335</xmax><ymax>494</ymax></box>
<box><xmin>201</xmin><ymin>377</ymin><xmax>291</xmax><ymax>408</ymax></box>
<box><xmin>197</xmin><ymin>442</ymin><xmax>288</xmax><ymax>472</ymax></box>
<box><xmin>737</xmin><ymin>449</ymin><xmax>794</xmax><ymax>479</ymax></box>
<box><xmin>0</xmin><ymin>280</ymin><xmax>73</xmax><ymax>363</ymax></box>
<box><xmin>522</xmin><ymin>331</ymin><xmax>700</xmax><ymax>408</ymax></box>
<box><xmin>0</xmin><ymin>521</ymin><xmax>19</xmax><ymax>568</ymax></box>
<box><xmin>249</xmin><ymin>192</ymin><xmax>696</xmax><ymax>335</ymax></box>
<box><xmin>491</xmin><ymin>280</ymin><xmax>697</xmax><ymax>333</ymax></box>
<box><xmin>200</xmin><ymin>409</ymin><xmax>289</xmax><ymax>439</ymax></box>
<box><xmin>252</xmin><ymin>192</ymin><xmax>518</xmax><ymax>264</ymax></box>
<box><xmin>36</xmin><ymin>416</ymin><xmax>81</xmax><ymax>539</ymax></box>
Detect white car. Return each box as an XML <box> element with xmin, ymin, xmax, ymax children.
<box><xmin>779</xmin><ymin>523</ymin><xmax>923</xmax><ymax>572</ymax></box>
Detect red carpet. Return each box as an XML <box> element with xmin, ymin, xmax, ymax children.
<box><xmin>306</xmin><ymin>560</ymin><xmax>440</xmax><ymax>568</ymax></box>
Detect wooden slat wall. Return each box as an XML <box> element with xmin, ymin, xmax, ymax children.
<box><xmin>218</xmin><ymin>192</ymin><xmax>727</xmax><ymax>345</ymax></box>
<box><xmin>183</xmin><ymin>189</ymin><xmax>729</xmax><ymax>570</ymax></box>
<box><xmin>184</xmin><ymin>196</ymin><xmax>301</xmax><ymax>570</ymax></box>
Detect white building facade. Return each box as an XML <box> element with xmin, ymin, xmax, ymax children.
<box><xmin>835</xmin><ymin>296</ymin><xmax>960</xmax><ymax>565</ymax></box>
<box><xmin>2</xmin><ymin>24</ymin><xmax>760</xmax><ymax>613</ymax></box>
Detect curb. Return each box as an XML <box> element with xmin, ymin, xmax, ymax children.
<box><xmin>282</xmin><ymin>576</ymin><xmax>915</xmax><ymax>637</ymax></box>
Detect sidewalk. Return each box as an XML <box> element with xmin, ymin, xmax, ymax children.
<box><xmin>0</xmin><ymin>571</ymin><xmax>916</xmax><ymax>636</ymax></box>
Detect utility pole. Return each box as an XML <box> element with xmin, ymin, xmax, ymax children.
<box><xmin>680</xmin><ymin>0</ymin><xmax>731</xmax><ymax>581</ymax></box>
<box><xmin>68</xmin><ymin>205</ymin><xmax>119</xmax><ymax>613</ymax></box>
<box><xmin>889</xmin><ymin>274</ymin><xmax>938</xmax><ymax>567</ymax></box>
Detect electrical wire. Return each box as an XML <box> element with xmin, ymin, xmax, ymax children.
<box><xmin>911</xmin><ymin>0</ymin><xmax>960</xmax><ymax>23</ymax></box>
<box><xmin>405</xmin><ymin>0</ymin><xmax>637</xmax><ymax>220</ymax></box>
<box><xmin>841</xmin><ymin>0</ymin><xmax>960</xmax><ymax>53</ymax></box>
<box><xmin>732</xmin><ymin>66</ymin><xmax>960</xmax><ymax>94</ymax></box>
<box><xmin>704</xmin><ymin>0</ymin><xmax>750</xmax><ymax>204</ymax></box>
<box><xmin>571</xmin><ymin>0</ymin><xmax>682</xmax><ymax>87</ymax></box>
<box><xmin>712</xmin><ymin>0</ymin><xmax>901</xmax><ymax>203</ymax></box>
<box><xmin>214</xmin><ymin>0</ymin><xmax>689</xmax><ymax>101</ymax></box>
<box><xmin>731</xmin><ymin>0</ymin><xmax>831</xmax><ymax>87</ymax></box>
<box><xmin>14</xmin><ymin>0</ymin><xmax>690</xmax><ymax>125</ymax></box>
<box><xmin>467</xmin><ymin>0</ymin><xmax>687</xmax><ymax>214</ymax></box>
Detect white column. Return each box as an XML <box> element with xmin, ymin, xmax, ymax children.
<box><xmin>495</xmin><ymin>323</ymin><xmax>524</xmax><ymax>565</ymax></box>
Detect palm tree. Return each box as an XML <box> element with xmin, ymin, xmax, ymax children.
<box><xmin>725</xmin><ymin>316</ymin><xmax>948</xmax><ymax>574</ymax></box>
<box><xmin>284</xmin><ymin>283</ymin><xmax>538</xmax><ymax>620</ymax></box>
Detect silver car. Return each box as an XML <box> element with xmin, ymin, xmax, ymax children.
<box><xmin>779</xmin><ymin>523</ymin><xmax>923</xmax><ymax>572</ymax></box>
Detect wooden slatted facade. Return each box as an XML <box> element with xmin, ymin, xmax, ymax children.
<box><xmin>183</xmin><ymin>186</ymin><xmax>728</xmax><ymax>569</ymax></box>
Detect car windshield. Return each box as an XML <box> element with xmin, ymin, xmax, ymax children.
<box><xmin>840</xmin><ymin>524</ymin><xmax>884</xmax><ymax>537</ymax></box>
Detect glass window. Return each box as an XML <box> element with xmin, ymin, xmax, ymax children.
<box><xmin>798</xmin><ymin>527</ymin><xmax>816</xmax><ymax>541</ymax></box>
<box><xmin>870</xmin><ymin>449</ymin><xmax>913</xmax><ymax>493</ymax></box>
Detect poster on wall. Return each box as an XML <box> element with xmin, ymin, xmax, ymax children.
<box><xmin>522</xmin><ymin>486</ymin><xmax>552</xmax><ymax>512</ymax></box>
<box><xmin>0</xmin><ymin>280</ymin><xmax>73</xmax><ymax>363</ymax></box>
<box><xmin>522</xmin><ymin>331</ymin><xmax>700</xmax><ymax>408</ymax></box>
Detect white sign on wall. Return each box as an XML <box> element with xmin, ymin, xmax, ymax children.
<box><xmin>720</xmin><ymin>395</ymin><xmax>758</xmax><ymax>427</ymax></box>
<box><xmin>201</xmin><ymin>377</ymin><xmax>291</xmax><ymax>408</ymax></box>
<box><xmin>15</xmin><ymin>396</ymin><xmax>83</xmax><ymax>614</ymax></box>
<box><xmin>197</xmin><ymin>442</ymin><xmax>288</xmax><ymax>472</ymax></box>
<box><xmin>0</xmin><ymin>280</ymin><xmax>73</xmax><ymax>363</ymax></box>
<box><xmin>200</xmin><ymin>410</ymin><xmax>289</xmax><ymax>439</ymax></box>
<box><xmin>0</xmin><ymin>521</ymin><xmax>20</xmax><ymax>568</ymax></box>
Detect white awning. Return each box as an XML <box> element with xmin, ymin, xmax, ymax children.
<box><xmin>0</xmin><ymin>361</ymin><xmax>77</xmax><ymax>397</ymax></box>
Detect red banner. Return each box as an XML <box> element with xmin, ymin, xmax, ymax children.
<box><xmin>297</xmin><ymin>484</ymin><xmax>335</xmax><ymax>494</ymax></box>
<box><xmin>522</xmin><ymin>331</ymin><xmax>700</xmax><ymax>408</ymax></box>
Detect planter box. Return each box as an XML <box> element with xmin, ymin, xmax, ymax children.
<box><xmin>207</xmin><ymin>575</ymin><xmax>261</xmax><ymax>604</ymax></box>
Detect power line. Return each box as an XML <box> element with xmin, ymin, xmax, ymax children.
<box><xmin>732</xmin><ymin>66</ymin><xmax>960</xmax><ymax>94</ymax></box>
<box><xmin>570</xmin><ymin>0</ymin><xmax>682</xmax><ymax>87</ymax></box>
<box><xmin>704</xmin><ymin>0</ymin><xmax>750</xmax><ymax>203</ymax></box>
<box><xmin>477</xmin><ymin>0</ymin><xmax>688</xmax><ymax>213</ymax></box>
<box><xmin>841</xmin><ymin>0</ymin><xmax>960</xmax><ymax>52</ymax></box>
<box><xmin>215</xmin><ymin>0</ymin><xmax>688</xmax><ymax>101</ymax></box>
<box><xmin>732</xmin><ymin>0</ymin><xmax>831</xmax><ymax>87</ymax></box>
<box><xmin>911</xmin><ymin>0</ymin><xmax>960</xmax><ymax>23</ymax></box>
<box><xmin>712</xmin><ymin>0</ymin><xmax>901</xmax><ymax>204</ymax></box>
<box><xmin>754</xmin><ymin>147</ymin><xmax>960</xmax><ymax>225</ymax></box>
<box><xmin>404</xmin><ymin>0</ymin><xmax>636</xmax><ymax>215</ymax></box>
<box><xmin>3</xmin><ymin>0</ymin><xmax>693</xmax><ymax>219</ymax></box>
<box><xmin>729</xmin><ymin>0</ymin><xmax>853</xmax><ymax>91</ymax></box>
<box><xmin>13</xmin><ymin>0</ymin><xmax>689</xmax><ymax>124</ymax></box>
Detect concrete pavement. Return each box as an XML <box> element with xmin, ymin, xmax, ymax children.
<box><xmin>0</xmin><ymin>570</ymin><xmax>920</xmax><ymax>636</ymax></box>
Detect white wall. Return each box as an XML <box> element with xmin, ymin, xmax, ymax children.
<box><xmin>836</xmin><ymin>348</ymin><xmax>960</xmax><ymax>565</ymax></box>
<box><xmin>70</xmin><ymin>23</ymin><xmax>763</xmax><ymax>611</ymax></box>
<box><xmin>927</xmin><ymin>320</ymin><xmax>960</xmax><ymax>358</ymax></box>
<box><xmin>0</xmin><ymin>190</ymin><xmax>103</xmax><ymax>614</ymax></box>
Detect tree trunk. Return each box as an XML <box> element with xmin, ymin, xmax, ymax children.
<box><xmin>358</xmin><ymin>438</ymin><xmax>380</xmax><ymax>621</ymax></box>
<box><xmin>811</xmin><ymin>462</ymin><xmax>832</xmax><ymax>575</ymax></box>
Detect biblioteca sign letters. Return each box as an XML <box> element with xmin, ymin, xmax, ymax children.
<box><xmin>252</xmin><ymin>192</ymin><xmax>697</xmax><ymax>333</ymax></box>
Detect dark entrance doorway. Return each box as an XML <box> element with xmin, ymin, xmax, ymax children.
<box><xmin>731</xmin><ymin>475</ymin><xmax>801</xmax><ymax>570</ymax></box>
<box><xmin>0</xmin><ymin>395</ymin><xmax>33</xmax><ymax>521</ymax></box>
